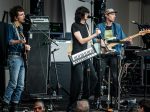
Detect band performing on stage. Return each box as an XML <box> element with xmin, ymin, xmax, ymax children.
<box><xmin>1</xmin><ymin>1</ymin><xmax>150</xmax><ymax>112</ymax></box>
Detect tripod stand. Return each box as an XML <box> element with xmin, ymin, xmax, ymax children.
<box><xmin>51</xmin><ymin>48</ymin><xmax>70</xmax><ymax>96</ymax></box>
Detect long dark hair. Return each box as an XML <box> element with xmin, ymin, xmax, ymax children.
<box><xmin>9</xmin><ymin>5</ymin><xmax>24</xmax><ymax>22</ymax></box>
<box><xmin>75</xmin><ymin>6</ymin><xmax>89</xmax><ymax>23</ymax></box>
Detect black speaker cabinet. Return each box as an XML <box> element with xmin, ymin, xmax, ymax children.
<box><xmin>0</xmin><ymin>22</ymin><xmax>8</xmax><ymax>97</ymax></box>
<box><xmin>50</xmin><ymin>62</ymin><xmax>71</xmax><ymax>97</ymax></box>
<box><xmin>26</xmin><ymin>32</ymin><xmax>49</xmax><ymax>94</ymax></box>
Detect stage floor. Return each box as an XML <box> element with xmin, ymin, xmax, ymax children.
<box><xmin>1</xmin><ymin>94</ymin><xmax>150</xmax><ymax>112</ymax></box>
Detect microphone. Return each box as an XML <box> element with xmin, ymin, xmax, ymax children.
<box><xmin>88</xmin><ymin>16</ymin><xmax>98</xmax><ymax>19</ymax></box>
<box><xmin>24</xmin><ymin>18</ymin><xmax>32</xmax><ymax>24</ymax></box>
<box><xmin>131</xmin><ymin>20</ymin><xmax>143</xmax><ymax>29</ymax></box>
<box><xmin>131</xmin><ymin>20</ymin><xmax>140</xmax><ymax>25</ymax></box>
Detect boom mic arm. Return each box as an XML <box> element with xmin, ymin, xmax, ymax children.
<box><xmin>131</xmin><ymin>20</ymin><xmax>143</xmax><ymax>30</ymax></box>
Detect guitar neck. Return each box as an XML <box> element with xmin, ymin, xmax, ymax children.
<box><xmin>122</xmin><ymin>33</ymin><xmax>139</xmax><ymax>41</ymax></box>
<box><xmin>108</xmin><ymin>33</ymin><xmax>140</xmax><ymax>48</ymax></box>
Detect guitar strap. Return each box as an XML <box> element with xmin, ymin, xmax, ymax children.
<box><xmin>85</xmin><ymin>23</ymin><xmax>93</xmax><ymax>46</ymax></box>
<box><xmin>112</xmin><ymin>23</ymin><xmax>124</xmax><ymax>56</ymax></box>
<box><xmin>12</xmin><ymin>23</ymin><xmax>21</xmax><ymax>40</ymax></box>
<box><xmin>12</xmin><ymin>23</ymin><xmax>26</xmax><ymax>55</ymax></box>
<box><xmin>113</xmin><ymin>23</ymin><xmax>117</xmax><ymax>38</ymax></box>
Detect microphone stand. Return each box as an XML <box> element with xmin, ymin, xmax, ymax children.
<box><xmin>90</xmin><ymin>0</ymin><xmax>94</xmax><ymax>33</ymax></box>
<box><xmin>79</xmin><ymin>0</ymin><xmax>94</xmax><ymax>33</ymax></box>
<box><xmin>100</xmin><ymin>39</ymin><xmax>115</xmax><ymax>111</ymax></box>
<box><xmin>51</xmin><ymin>48</ymin><xmax>70</xmax><ymax>96</ymax></box>
<box><xmin>102</xmin><ymin>39</ymin><xmax>112</xmax><ymax>110</ymax></box>
<box><xmin>93</xmin><ymin>39</ymin><xmax>106</xmax><ymax>111</ymax></box>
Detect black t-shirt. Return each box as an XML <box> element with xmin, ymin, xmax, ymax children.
<box><xmin>71</xmin><ymin>22</ymin><xmax>89</xmax><ymax>54</ymax></box>
<box><xmin>105</xmin><ymin>25</ymin><xmax>112</xmax><ymax>30</ymax></box>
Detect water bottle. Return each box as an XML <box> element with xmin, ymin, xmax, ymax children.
<box><xmin>52</xmin><ymin>90</ymin><xmax>57</xmax><ymax>97</ymax></box>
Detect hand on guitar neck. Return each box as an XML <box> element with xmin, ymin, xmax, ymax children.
<box><xmin>98</xmin><ymin>29</ymin><xmax>150</xmax><ymax>54</ymax></box>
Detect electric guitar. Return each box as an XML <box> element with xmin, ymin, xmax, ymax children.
<box><xmin>19</xmin><ymin>33</ymin><xmax>28</xmax><ymax>61</ymax></box>
<box><xmin>101</xmin><ymin>30</ymin><xmax>150</xmax><ymax>54</ymax></box>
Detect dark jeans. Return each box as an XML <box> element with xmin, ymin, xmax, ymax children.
<box><xmin>69</xmin><ymin>60</ymin><xmax>98</xmax><ymax>106</ymax></box>
<box><xmin>94</xmin><ymin>55</ymin><xmax>119</xmax><ymax>97</ymax></box>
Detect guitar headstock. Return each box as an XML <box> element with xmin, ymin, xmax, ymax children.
<box><xmin>139</xmin><ymin>29</ymin><xmax>150</xmax><ymax>36</ymax></box>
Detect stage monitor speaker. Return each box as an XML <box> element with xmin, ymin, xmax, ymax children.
<box><xmin>26</xmin><ymin>32</ymin><xmax>49</xmax><ymax>94</ymax></box>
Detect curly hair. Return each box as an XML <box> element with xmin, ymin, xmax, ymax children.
<box><xmin>9</xmin><ymin>5</ymin><xmax>24</xmax><ymax>22</ymax></box>
<box><xmin>75</xmin><ymin>6</ymin><xmax>89</xmax><ymax>23</ymax></box>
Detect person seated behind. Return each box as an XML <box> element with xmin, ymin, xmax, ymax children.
<box><xmin>137</xmin><ymin>99</ymin><xmax>150</xmax><ymax>112</ymax></box>
<box><xmin>128</xmin><ymin>107</ymin><xmax>138</xmax><ymax>112</ymax></box>
<box><xmin>33</xmin><ymin>100</ymin><xmax>45</xmax><ymax>112</ymax></box>
<box><xmin>75</xmin><ymin>99</ymin><xmax>90</xmax><ymax>112</ymax></box>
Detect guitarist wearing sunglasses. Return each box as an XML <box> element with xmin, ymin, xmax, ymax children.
<box><xmin>93</xmin><ymin>8</ymin><xmax>132</xmax><ymax>105</ymax></box>
<box><xmin>2</xmin><ymin>5</ymin><xmax>30</xmax><ymax>111</ymax></box>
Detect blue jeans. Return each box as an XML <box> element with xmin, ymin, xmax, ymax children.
<box><xmin>3</xmin><ymin>55</ymin><xmax>25</xmax><ymax>104</ymax></box>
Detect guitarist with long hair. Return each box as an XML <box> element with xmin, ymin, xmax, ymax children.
<box><xmin>2</xmin><ymin>5</ymin><xmax>30</xmax><ymax>111</ymax></box>
<box><xmin>93</xmin><ymin>8</ymin><xmax>132</xmax><ymax>105</ymax></box>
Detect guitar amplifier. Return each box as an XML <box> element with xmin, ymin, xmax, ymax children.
<box><xmin>29</xmin><ymin>16</ymin><xmax>50</xmax><ymax>32</ymax></box>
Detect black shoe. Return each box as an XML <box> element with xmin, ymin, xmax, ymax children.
<box><xmin>1</xmin><ymin>101</ymin><xmax>9</xmax><ymax>112</ymax></box>
<box><xmin>66</xmin><ymin>106</ymin><xmax>73</xmax><ymax>112</ymax></box>
<box><xmin>66</xmin><ymin>104</ymin><xmax>74</xmax><ymax>112</ymax></box>
<box><xmin>9</xmin><ymin>102</ymin><xmax>18</xmax><ymax>112</ymax></box>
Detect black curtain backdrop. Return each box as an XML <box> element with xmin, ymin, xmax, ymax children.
<box><xmin>0</xmin><ymin>22</ymin><xmax>8</xmax><ymax>97</ymax></box>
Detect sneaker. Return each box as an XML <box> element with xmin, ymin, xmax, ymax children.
<box><xmin>1</xmin><ymin>101</ymin><xmax>9</xmax><ymax>112</ymax></box>
<box><xmin>66</xmin><ymin>104</ymin><xmax>74</xmax><ymax>112</ymax></box>
<box><xmin>9</xmin><ymin>102</ymin><xmax>18</xmax><ymax>112</ymax></box>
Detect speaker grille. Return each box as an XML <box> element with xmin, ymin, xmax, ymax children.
<box><xmin>26</xmin><ymin>32</ymin><xmax>49</xmax><ymax>94</ymax></box>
